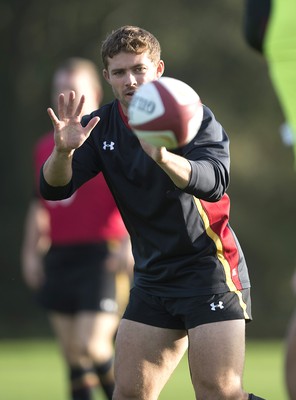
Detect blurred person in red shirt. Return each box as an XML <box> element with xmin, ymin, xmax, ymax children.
<box><xmin>21</xmin><ymin>57</ymin><xmax>133</xmax><ymax>400</ymax></box>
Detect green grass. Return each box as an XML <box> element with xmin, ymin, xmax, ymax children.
<box><xmin>244</xmin><ymin>340</ymin><xmax>287</xmax><ymax>399</ymax></box>
<box><xmin>0</xmin><ymin>338</ymin><xmax>288</xmax><ymax>399</ymax></box>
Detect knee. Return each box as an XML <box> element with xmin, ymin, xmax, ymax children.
<box><xmin>63</xmin><ymin>336</ymin><xmax>113</xmax><ymax>365</ymax></box>
<box><xmin>113</xmin><ymin>371</ymin><xmax>149</xmax><ymax>400</ymax></box>
<box><xmin>73</xmin><ymin>336</ymin><xmax>104</xmax><ymax>359</ymax></box>
<box><xmin>65</xmin><ymin>338</ymin><xmax>89</xmax><ymax>365</ymax></box>
<box><xmin>195</xmin><ymin>374</ymin><xmax>245</xmax><ymax>399</ymax></box>
<box><xmin>113</xmin><ymin>384</ymin><xmax>145</xmax><ymax>400</ymax></box>
<box><xmin>87</xmin><ymin>336</ymin><xmax>114</xmax><ymax>361</ymax></box>
<box><xmin>113</xmin><ymin>372</ymin><xmax>160</xmax><ymax>400</ymax></box>
<box><xmin>113</xmin><ymin>384</ymin><xmax>135</xmax><ymax>400</ymax></box>
<box><xmin>113</xmin><ymin>372</ymin><xmax>138</xmax><ymax>400</ymax></box>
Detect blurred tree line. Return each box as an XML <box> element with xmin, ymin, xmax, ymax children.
<box><xmin>1</xmin><ymin>0</ymin><xmax>295</xmax><ymax>338</ymax></box>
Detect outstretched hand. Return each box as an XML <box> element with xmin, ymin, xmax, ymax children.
<box><xmin>139</xmin><ymin>139</ymin><xmax>191</xmax><ymax>189</ymax></box>
<box><xmin>47</xmin><ymin>91</ymin><xmax>100</xmax><ymax>154</ymax></box>
<box><xmin>139</xmin><ymin>140</ymin><xmax>169</xmax><ymax>164</ymax></box>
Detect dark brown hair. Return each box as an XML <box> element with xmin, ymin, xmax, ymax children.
<box><xmin>101</xmin><ymin>25</ymin><xmax>161</xmax><ymax>69</ymax></box>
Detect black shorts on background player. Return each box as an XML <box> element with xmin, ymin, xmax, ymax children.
<box><xmin>38</xmin><ymin>243</ymin><xmax>118</xmax><ymax>314</ymax></box>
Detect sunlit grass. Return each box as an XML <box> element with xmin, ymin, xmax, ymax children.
<box><xmin>0</xmin><ymin>339</ymin><xmax>288</xmax><ymax>399</ymax></box>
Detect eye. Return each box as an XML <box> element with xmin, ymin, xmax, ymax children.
<box><xmin>135</xmin><ymin>66</ymin><xmax>147</xmax><ymax>73</ymax></box>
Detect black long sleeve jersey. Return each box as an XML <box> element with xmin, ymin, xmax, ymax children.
<box><xmin>40</xmin><ymin>100</ymin><xmax>250</xmax><ymax>297</ymax></box>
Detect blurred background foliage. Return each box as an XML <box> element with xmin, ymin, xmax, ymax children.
<box><xmin>1</xmin><ymin>0</ymin><xmax>295</xmax><ymax>338</ymax></box>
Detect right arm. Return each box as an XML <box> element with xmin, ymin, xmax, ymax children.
<box><xmin>43</xmin><ymin>91</ymin><xmax>100</xmax><ymax>187</ymax></box>
<box><xmin>21</xmin><ymin>199</ymin><xmax>51</xmax><ymax>290</ymax></box>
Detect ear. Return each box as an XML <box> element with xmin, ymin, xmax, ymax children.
<box><xmin>103</xmin><ymin>69</ymin><xmax>110</xmax><ymax>83</ymax></box>
<box><xmin>156</xmin><ymin>60</ymin><xmax>165</xmax><ymax>79</ymax></box>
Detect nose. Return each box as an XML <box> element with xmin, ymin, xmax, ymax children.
<box><xmin>125</xmin><ymin>72</ymin><xmax>137</xmax><ymax>86</ymax></box>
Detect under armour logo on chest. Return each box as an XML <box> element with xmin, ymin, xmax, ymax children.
<box><xmin>210</xmin><ymin>301</ymin><xmax>224</xmax><ymax>311</ymax></box>
<box><xmin>103</xmin><ymin>141</ymin><xmax>115</xmax><ymax>150</ymax></box>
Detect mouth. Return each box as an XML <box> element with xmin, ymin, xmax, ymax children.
<box><xmin>124</xmin><ymin>88</ymin><xmax>136</xmax><ymax>98</ymax></box>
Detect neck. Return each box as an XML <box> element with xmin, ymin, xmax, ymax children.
<box><xmin>117</xmin><ymin>101</ymin><xmax>130</xmax><ymax>128</ymax></box>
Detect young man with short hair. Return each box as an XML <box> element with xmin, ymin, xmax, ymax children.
<box><xmin>40</xmin><ymin>26</ymin><xmax>265</xmax><ymax>400</ymax></box>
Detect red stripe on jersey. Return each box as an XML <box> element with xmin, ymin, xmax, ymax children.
<box><xmin>199</xmin><ymin>194</ymin><xmax>243</xmax><ymax>290</ymax></box>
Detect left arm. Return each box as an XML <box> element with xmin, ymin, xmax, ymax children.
<box><xmin>140</xmin><ymin>141</ymin><xmax>191</xmax><ymax>189</ymax></box>
<box><xmin>140</xmin><ymin>106</ymin><xmax>230</xmax><ymax>201</ymax></box>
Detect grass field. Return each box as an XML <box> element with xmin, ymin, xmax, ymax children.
<box><xmin>0</xmin><ymin>338</ymin><xmax>288</xmax><ymax>399</ymax></box>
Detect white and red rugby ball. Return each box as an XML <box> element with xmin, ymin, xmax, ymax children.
<box><xmin>128</xmin><ymin>76</ymin><xmax>203</xmax><ymax>149</ymax></box>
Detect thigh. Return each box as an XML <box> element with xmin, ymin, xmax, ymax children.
<box><xmin>188</xmin><ymin>319</ymin><xmax>246</xmax><ymax>399</ymax></box>
<box><xmin>114</xmin><ymin>319</ymin><xmax>188</xmax><ymax>400</ymax></box>
<box><xmin>50</xmin><ymin>311</ymin><xmax>119</xmax><ymax>364</ymax></box>
<box><xmin>49</xmin><ymin>312</ymin><xmax>77</xmax><ymax>363</ymax></box>
<box><xmin>74</xmin><ymin>311</ymin><xmax>119</xmax><ymax>361</ymax></box>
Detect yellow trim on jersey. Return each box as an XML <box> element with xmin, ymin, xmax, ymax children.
<box><xmin>234</xmin><ymin>290</ymin><xmax>249</xmax><ymax>320</ymax></box>
<box><xmin>194</xmin><ymin>198</ymin><xmax>250</xmax><ymax>319</ymax></box>
<box><xmin>194</xmin><ymin>198</ymin><xmax>235</xmax><ymax>290</ymax></box>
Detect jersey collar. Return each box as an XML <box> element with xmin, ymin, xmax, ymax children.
<box><xmin>117</xmin><ymin>101</ymin><xmax>130</xmax><ymax>129</ymax></box>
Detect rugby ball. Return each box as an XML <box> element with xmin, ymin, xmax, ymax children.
<box><xmin>128</xmin><ymin>77</ymin><xmax>203</xmax><ymax>149</ymax></box>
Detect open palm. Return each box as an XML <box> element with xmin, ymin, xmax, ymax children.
<box><xmin>47</xmin><ymin>91</ymin><xmax>99</xmax><ymax>153</ymax></box>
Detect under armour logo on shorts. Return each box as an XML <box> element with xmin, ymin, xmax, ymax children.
<box><xmin>210</xmin><ymin>301</ymin><xmax>224</xmax><ymax>311</ymax></box>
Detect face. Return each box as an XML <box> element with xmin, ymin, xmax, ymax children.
<box><xmin>103</xmin><ymin>51</ymin><xmax>164</xmax><ymax>115</ymax></box>
<box><xmin>52</xmin><ymin>70</ymin><xmax>101</xmax><ymax>113</ymax></box>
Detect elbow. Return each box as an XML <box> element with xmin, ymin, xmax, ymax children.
<box><xmin>185</xmin><ymin>182</ymin><xmax>227</xmax><ymax>202</ymax></box>
<box><xmin>204</xmin><ymin>169</ymin><xmax>229</xmax><ymax>202</ymax></box>
<box><xmin>203</xmin><ymin>183</ymin><xmax>226</xmax><ymax>202</ymax></box>
<box><xmin>39</xmin><ymin>176</ymin><xmax>74</xmax><ymax>201</ymax></box>
<box><xmin>186</xmin><ymin>160</ymin><xmax>229</xmax><ymax>202</ymax></box>
<box><xmin>39</xmin><ymin>187</ymin><xmax>72</xmax><ymax>201</ymax></box>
